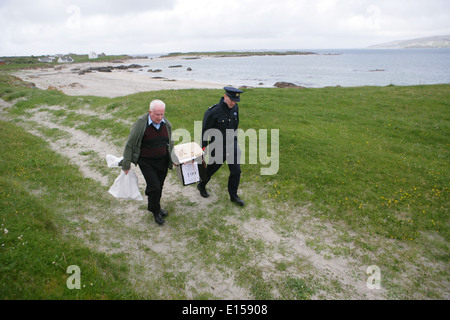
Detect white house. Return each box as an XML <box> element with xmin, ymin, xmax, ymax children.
<box><xmin>89</xmin><ymin>52</ymin><xmax>98</xmax><ymax>59</ymax></box>
<box><xmin>38</xmin><ymin>56</ymin><xmax>56</xmax><ymax>63</ymax></box>
<box><xmin>58</xmin><ymin>56</ymin><xmax>74</xmax><ymax>63</ymax></box>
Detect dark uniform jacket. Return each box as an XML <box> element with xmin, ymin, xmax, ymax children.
<box><xmin>202</xmin><ymin>97</ymin><xmax>239</xmax><ymax>150</ymax></box>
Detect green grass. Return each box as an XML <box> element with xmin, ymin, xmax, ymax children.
<box><xmin>0</xmin><ymin>54</ymin><xmax>130</xmax><ymax>71</ymax></box>
<box><xmin>0</xmin><ymin>120</ymin><xmax>140</xmax><ymax>299</ymax></box>
<box><xmin>240</xmin><ymin>86</ymin><xmax>449</xmax><ymax>241</ymax></box>
<box><xmin>0</xmin><ymin>73</ymin><xmax>449</xmax><ymax>299</ymax></box>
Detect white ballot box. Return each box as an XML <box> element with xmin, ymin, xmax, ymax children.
<box><xmin>173</xmin><ymin>142</ymin><xmax>204</xmax><ymax>186</ymax></box>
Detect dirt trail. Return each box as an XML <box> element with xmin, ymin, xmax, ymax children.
<box><xmin>1</xmin><ymin>99</ymin><xmax>387</xmax><ymax>299</ymax></box>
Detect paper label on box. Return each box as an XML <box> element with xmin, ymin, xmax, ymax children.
<box><xmin>181</xmin><ymin>161</ymin><xmax>200</xmax><ymax>185</ymax></box>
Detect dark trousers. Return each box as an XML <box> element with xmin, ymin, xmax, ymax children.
<box><xmin>201</xmin><ymin>143</ymin><xmax>241</xmax><ymax>197</ymax></box>
<box><xmin>138</xmin><ymin>157</ymin><xmax>168</xmax><ymax>214</ymax></box>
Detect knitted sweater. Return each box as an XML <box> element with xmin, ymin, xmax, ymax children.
<box><xmin>122</xmin><ymin>113</ymin><xmax>174</xmax><ymax>171</ymax></box>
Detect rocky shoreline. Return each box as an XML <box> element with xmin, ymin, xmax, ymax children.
<box><xmin>12</xmin><ymin>58</ymin><xmax>225</xmax><ymax>98</ymax></box>
<box><xmin>75</xmin><ymin>63</ymin><xmax>146</xmax><ymax>75</ymax></box>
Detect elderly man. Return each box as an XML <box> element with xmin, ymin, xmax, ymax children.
<box><xmin>122</xmin><ymin>100</ymin><xmax>174</xmax><ymax>225</ymax></box>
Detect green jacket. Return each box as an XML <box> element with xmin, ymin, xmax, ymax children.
<box><xmin>122</xmin><ymin>113</ymin><xmax>174</xmax><ymax>171</ymax></box>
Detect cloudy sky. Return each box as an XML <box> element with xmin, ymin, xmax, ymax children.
<box><xmin>1</xmin><ymin>0</ymin><xmax>449</xmax><ymax>56</ymax></box>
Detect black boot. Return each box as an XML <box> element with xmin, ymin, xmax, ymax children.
<box><xmin>152</xmin><ymin>211</ymin><xmax>165</xmax><ymax>225</ymax></box>
<box><xmin>159</xmin><ymin>209</ymin><xmax>168</xmax><ymax>217</ymax></box>
<box><xmin>197</xmin><ymin>183</ymin><xmax>210</xmax><ymax>198</ymax></box>
<box><xmin>230</xmin><ymin>195</ymin><xmax>245</xmax><ymax>206</ymax></box>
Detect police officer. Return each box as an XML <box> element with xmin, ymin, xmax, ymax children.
<box><xmin>198</xmin><ymin>87</ymin><xmax>245</xmax><ymax>206</ymax></box>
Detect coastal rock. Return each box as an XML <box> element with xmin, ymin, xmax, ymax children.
<box><xmin>112</xmin><ymin>64</ymin><xmax>144</xmax><ymax>69</ymax></box>
<box><xmin>78</xmin><ymin>69</ymin><xmax>92</xmax><ymax>75</ymax></box>
<box><xmin>127</xmin><ymin>64</ymin><xmax>143</xmax><ymax>69</ymax></box>
<box><xmin>274</xmin><ymin>82</ymin><xmax>305</xmax><ymax>88</ymax></box>
<box><xmin>97</xmin><ymin>67</ymin><xmax>112</xmax><ymax>72</ymax></box>
<box><xmin>81</xmin><ymin>64</ymin><xmax>144</xmax><ymax>73</ymax></box>
<box><xmin>169</xmin><ymin>65</ymin><xmax>183</xmax><ymax>68</ymax></box>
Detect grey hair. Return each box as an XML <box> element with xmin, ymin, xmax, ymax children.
<box><xmin>149</xmin><ymin>99</ymin><xmax>166</xmax><ymax>111</ymax></box>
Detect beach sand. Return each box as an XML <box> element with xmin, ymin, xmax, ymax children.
<box><xmin>13</xmin><ymin>58</ymin><xmax>225</xmax><ymax>98</ymax></box>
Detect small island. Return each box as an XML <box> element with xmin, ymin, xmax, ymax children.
<box><xmin>160</xmin><ymin>51</ymin><xmax>317</xmax><ymax>59</ymax></box>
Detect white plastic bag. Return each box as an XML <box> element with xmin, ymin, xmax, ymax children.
<box><xmin>108</xmin><ymin>170</ymin><xmax>143</xmax><ymax>201</ymax></box>
<box><xmin>106</xmin><ymin>154</ymin><xmax>123</xmax><ymax>168</ymax></box>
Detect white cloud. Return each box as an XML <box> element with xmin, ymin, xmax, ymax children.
<box><xmin>1</xmin><ymin>0</ymin><xmax>449</xmax><ymax>55</ymax></box>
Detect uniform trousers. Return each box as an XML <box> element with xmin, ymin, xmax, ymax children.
<box><xmin>201</xmin><ymin>142</ymin><xmax>241</xmax><ymax>197</ymax></box>
<box><xmin>138</xmin><ymin>157</ymin><xmax>168</xmax><ymax>214</ymax></box>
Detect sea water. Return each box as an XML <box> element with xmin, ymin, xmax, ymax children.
<box><xmin>135</xmin><ymin>48</ymin><xmax>450</xmax><ymax>88</ymax></box>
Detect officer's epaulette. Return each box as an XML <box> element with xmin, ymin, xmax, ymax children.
<box><xmin>208</xmin><ymin>104</ymin><xmax>218</xmax><ymax>110</ymax></box>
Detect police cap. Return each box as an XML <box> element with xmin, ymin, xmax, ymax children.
<box><xmin>224</xmin><ymin>86</ymin><xmax>243</xmax><ymax>102</ymax></box>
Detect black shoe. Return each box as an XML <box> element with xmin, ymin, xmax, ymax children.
<box><xmin>159</xmin><ymin>209</ymin><xmax>168</xmax><ymax>217</ymax></box>
<box><xmin>230</xmin><ymin>195</ymin><xmax>245</xmax><ymax>206</ymax></box>
<box><xmin>197</xmin><ymin>183</ymin><xmax>210</xmax><ymax>198</ymax></box>
<box><xmin>152</xmin><ymin>212</ymin><xmax>165</xmax><ymax>225</ymax></box>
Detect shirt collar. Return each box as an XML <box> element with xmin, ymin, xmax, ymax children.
<box><xmin>148</xmin><ymin>116</ymin><xmax>165</xmax><ymax>126</ymax></box>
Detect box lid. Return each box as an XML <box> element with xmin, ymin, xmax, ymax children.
<box><xmin>173</xmin><ymin>142</ymin><xmax>204</xmax><ymax>163</ymax></box>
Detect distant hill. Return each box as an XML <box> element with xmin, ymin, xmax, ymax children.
<box><xmin>369</xmin><ymin>35</ymin><xmax>450</xmax><ymax>49</ymax></box>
